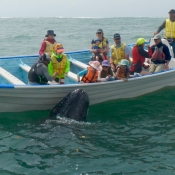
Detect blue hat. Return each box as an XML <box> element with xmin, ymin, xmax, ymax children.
<box><xmin>94</xmin><ymin>38</ymin><xmax>101</xmax><ymax>42</ymax></box>
<box><xmin>45</xmin><ymin>30</ymin><xmax>56</xmax><ymax>37</ymax></box>
<box><xmin>102</xmin><ymin>60</ymin><xmax>110</xmax><ymax>67</ymax></box>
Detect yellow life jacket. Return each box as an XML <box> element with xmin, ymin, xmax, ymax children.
<box><xmin>51</xmin><ymin>54</ymin><xmax>67</xmax><ymax>75</ymax></box>
<box><xmin>81</xmin><ymin>67</ymin><xmax>98</xmax><ymax>83</ymax></box>
<box><xmin>165</xmin><ymin>19</ymin><xmax>175</xmax><ymax>38</ymax></box>
<box><xmin>111</xmin><ymin>43</ymin><xmax>126</xmax><ymax>65</ymax></box>
<box><xmin>45</xmin><ymin>41</ymin><xmax>57</xmax><ymax>56</ymax></box>
<box><xmin>93</xmin><ymin>37</ymin><xmax>108</xmax><ymax>49</ymax></box>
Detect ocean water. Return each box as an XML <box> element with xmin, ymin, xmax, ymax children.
<box><xmin>1</xmin><ymin>17</ymin><xmax>175</xmax><ymax>175</ymax></box>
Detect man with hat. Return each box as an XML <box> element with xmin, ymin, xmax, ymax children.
<box><xmin>154</xmin><ymin>9</ymin><xmax>175</xmax><ymax>56</ymax></box>
<box><xmin>28</xmin><ymin>53</ymin><xmax>58</xmax><ymax>85</ymax></box>
<box><xmin>148</xmin><ymin>34</ymin><xmax>171</xmax><ymax>73</ymax></box>
<box><xmin>48</xmin><ymin>43</ymin><xmax>70</xmax><ymax>84</ymax></box>
<box><xmin>110</xmin><ymin>33</ymin><xmax>130</xmax><ymax>71</ymax></box>
<box><xmin>39</xmin><ymin>30</ymin><xmax>57</xmax><ymax>56</ymax></box>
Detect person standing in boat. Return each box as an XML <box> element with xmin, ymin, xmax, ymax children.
<box><xmin>39</xmin><ymin>30</ymin><xmax>57</xmax><ymax>56</ymax></box>
<box><xmin>48</xmin><ymin>43</ymin><xmax>70</xmax><ymax>84</ymax></box>
<box><xmin>90</xmin><ymin>29</ymin><xmax>109</xmax><ymax>62</ymax></box>
<box><xmin>148</xmin><ymin>34</ymin><xmax>171</xmax><ymax>73</ymax></box>
<box><xmin>28</xmin><ymin>53</ymin><xmax>58</xmax><ymax>85</ymax></box>
<box><xmin>110</xmin><ymin>33</ymin><xmax>131</xmax><ymax>72</ymax></box>
<box><xmin>77</xmin><ymin>61</ymin><xmax>101</xmax><ymax>83</ymax></box>
<box><xmin>154</xmin><ymin>9</ymin><xmax>175</xmax><ymax>56</ymax></box>
<box><xmin>130</xmin><ymin>38</ymin><xmax>152</xmax><ymax>75</ymax></box>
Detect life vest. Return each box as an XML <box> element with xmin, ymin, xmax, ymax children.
<box><xmin>116</xmin><ymin>65</ymin><xmax>129</xmax><ymax>78</ymax></box>
<box><xmin>81</xmin><ymin>67</ymin><xmax>98</xmax><ymax>83</ymax></box>
<box><xmin>165</xmin><ymin>19</ymin><xmax>175</xmax><ymax>38</ymax></box>
<box><xmin>28</xmin><ymin>63</ymin><xmax>48</xmax><ymax>84</ymax></box>
<box><xmin>111</xmin><ymin>43</ymin><xmax>126</xmax><ymax>65</ymax></box>
<box><xmin>151</xmin><ymin>46</ymin><xmax>165</xmax><ymax>62</ymax></box>
<box><xmin>51</xmin><ymin>53</ymin><xmax>67</xmax><ymax>75</ymax></box>
<box><xmin>92</xmin><ymin>37</ymin><xmax>108</xmax><ymax>49</ymax></box>
<box><xmin>45</xmin><ymin>40</ymin><xmax>57</xmax><ymax>56</ymax></box>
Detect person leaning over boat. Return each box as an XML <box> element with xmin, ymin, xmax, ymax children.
<box><xmin>130</xmin><ymin>38</ymin><xmax>152</xmax><ymax>75</ymax></box>
<box><xmin>154</xmin><ymin>9</ymin><xmax>175</xmax><ymax>56</ymax></box>
<box><xmin>110</xmin><ymin>33</ymin><xmax>130</xmax><ymax>72</ymax></box>
<box><xmin>48</xmin><ymin>43</ymin><xmax>70</xmax><ymax>84</ymax></box>
<box><xmin>148</xmin><ymin>34</ymin><xmax>171</xmax><ymax>73</ymax></box>
<box><xmin>39</xmin><ymin>30</ymin><xmax>57</xmax><ymax>56</ymax></box>
<box><xmin>77</xmin><ymin>61</ymin><xmax>101</xmax><ymax>83</ymax></box>
<box><xmin>98</xmin><ymin>60</ymin><xmax>114</xmax><ymax>82</ymax></box>
<box><xmin>90</xmin><ymin>29</ymin><xmax>109</xmax><ymax>62</ymax></box>
<box><xmin>28</xmin><ymin>53</ymin><xmax>58</xmax><ymax>85</ymax></box>
<box><xmin>114</xmin><ymin>59</ymin><xmax>133</xmax><ymax>82</ymax></box>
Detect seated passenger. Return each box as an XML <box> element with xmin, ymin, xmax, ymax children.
<box><xmin>149</xmin><ymin>34</ymin><xmax>171</xmax><ymax>73</ymax></box>
<box><xmin>114</xmin><ymin>59</ymin><xmax>133</xmax><ymax>81</ymax></box>
<box><xmin>48</xmin><ymin>44</ymin><xmax>70</xmax><ymax>84</ymax></box>
<box><xmin>28</xmin><ymin>53</ymin><xmax>58</xmax><ymax>85</ymax></box>
<box><xmin>77</xmin><ymin>61</ymin><xmax>101</xmax><ymax>83</ymax></box>
<box><xmin>90</xmin><ymin>29</ymin><xmax>109</xmax><ymax>62</ymax></box>
<box><xmin>130</xmin><ymin>38</ymin><xmax>152</xmax><ymax>75</ymax></box>
<box><xmin>92</xmin><ymin>38</ymin><xmax>107</xmax><ymax>63</ymax></box>
<box><xmin>110</xmin><ymin>33</ymin><xmax>130</xmax><ymax>72</ymax></box>
<box><xmin>98</xmin><ymin>60</ymin><xmax>114</xmax><ymax>82</ymax></box>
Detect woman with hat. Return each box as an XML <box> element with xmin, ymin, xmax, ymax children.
<box><xmin>90</xmin><ymin>29</ymin><xmax>109</xmax><ymax>61</ymax></box>
<box><xmin>98</xmin><ymin>60</ymin><xmax>114</xmax><ymax>82</ymax></box>
<box><xmin>28</xmin><ymin>53</ymin><xmax>58</xmax><ymax>85</ymax></box>
<box><xmin>39</xmin><ymin>30</ymin><xmax>57</xmax><ymax>56</ymax></box>
<box><xmin>48</xmin><ymin>43</ymin><xmax>70</xmax><ymax>84</ymax></box>
<box><xmin>77</xmin><ymin>61</ymin><xmax>101</xmax><ymax>83</ymax></box>
<box><xmin>130</xmin><ymin>38</ymin><xmax>151</xmax><ymax>75</ymax></box>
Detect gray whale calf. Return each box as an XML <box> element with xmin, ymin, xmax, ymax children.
<box><xmin>49</xmin><ymin>89</ymin><xmax>89</xmax><ymax>121</ymax></box>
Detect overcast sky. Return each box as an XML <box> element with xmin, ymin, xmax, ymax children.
<box><xmin>0</xmin><ymin>0</ymin><xmax>174</xmax><ymax>18</ymax></box>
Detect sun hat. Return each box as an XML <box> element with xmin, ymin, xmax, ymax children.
<box><xmin>153</xmin><ymin>34</ymin><xmax>161</xmax><ymax>39</ymax></box>
<box><xmin>55</xmin><ymin>43</ymin><xmax>64</xmax><ymax>53</ymax></box>
<box><xmin>45</xmin><ymin>30</ymin><xmax>56</xmax><ymax>37</ymax></box>
<box><xmin>102</xmin><ymin>60</ymin><xmax>110</xmax><ymax>67</ymax></box>
<box><xmin>137</xmin><ymin>38</ymin><xmax>146</xmax><ymax>45</ymax></box>
<box><xmin>119</xmin><ymin>59</ymin><xmax>129</xmax><ymax>67</ymax></box>
<box><xmin>168</xmin><ymin>9</ymin><xmax>175</xmax><ymax>14</ymax></box>
<box><xmin>96</xmin><ymin>29</ymin><xmax>103</xmax><ymax>34</ymax></box>
<box><xmin>89</xmin><ymin>61</ymin><xmax>102</xmax><ymax>71</ymax></box>
<box><xmin>114</xmin><ymin>33</ymin><xmax>121</xmax><ymax>39</ymax></box>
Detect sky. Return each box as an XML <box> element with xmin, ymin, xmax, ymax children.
<box><xmin>0</xmin><ymin>0</ymin><xmax>174</xmax><ymax>18</ymax></box>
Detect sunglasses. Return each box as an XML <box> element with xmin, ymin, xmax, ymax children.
<box><xmin>102</xmin><ymin>66</ymin><xmax>108</xmax><ymax>68</ymax></box>
<box><xmin>114</xmin><ymin>38</ymin><xmax>121</xmax><ymax>40</ymax></box>
<box><xmin>96</xmin><ymin>32</ymin><xmax>102</xmax><ymax>34</ymax></box>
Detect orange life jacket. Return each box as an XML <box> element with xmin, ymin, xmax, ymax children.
<box><xmin>81</xmin><ymin>67</ymin><xmax>98</xmax><ymax>83</ymax></box>
<box><xmin>151</xmin><ymin>46</ymin><xmax>165</xmax><ymax>62</ymax></box>
<box><xmin>116</xmin><ymin>66</ymin><xmax>129</xmax><ymax>78</ymax></box>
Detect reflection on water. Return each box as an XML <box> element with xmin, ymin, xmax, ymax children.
<box><xmin>1</xmin><ymin>87</ymin><xmax>175</xmax><ymax>174</ymax></box>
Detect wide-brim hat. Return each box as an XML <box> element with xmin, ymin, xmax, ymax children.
<box><xmin>45</xmin><ymin>30</ymin><xmax>56</xmax><ymax>37</ymax></box>
<box><xmin>89</xmin><ymin>61</ymin><xmax>102</xmax><ymax>71</ymax></box>
<box><xmin>118</xmin><ymin>59</ymin><xmax>129</xmax><ymax>67</ymax></box>
<box><xmin>102</xmin><ymin>60</ymin><xmax>110</xmax><ymax>67</ymax></box>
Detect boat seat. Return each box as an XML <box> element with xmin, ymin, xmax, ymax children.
<box><xmin>149</xmin><ymin>38</ymin><xmax>174</xmax><ymax>58</ymax></box>
<box><xmin>69</xmin><ymin>59</ymin><xmax>87</xmax><ymax>69</ymax></box>
<box><xmin>19</xmin><ymin>63</ymin><xmax>78</xmax><ymax>81</ymax></box>
<box><xmin>0</xmin><ymin>67</ymin><xmax>26</xmax><ymax>85</ymax></box>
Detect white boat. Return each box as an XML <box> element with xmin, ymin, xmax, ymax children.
<box><xmin>0</xmin><ymin>39</ymin><xmax>175</xmax><ymax>113</ymax></box>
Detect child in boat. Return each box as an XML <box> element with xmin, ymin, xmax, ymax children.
<box><xmin>77</xmin><ymin>61</ymin><xmax>101</xmax><ymax>83</ymax></box>
<box><xmin>98</xmin><ymin>60</ymin><xmax>114</xmax><ymax>82</ymax></box>
<box><xmin>92</xmin><ymin>38</ymin><xmax>107</xmax><ymax>63</ymax></box>
<box><xmin>114</xmin><ymin>59</ymin><xmax>133</xmax><ymax>81</ymax></box>
<box><xmin>48</xmin><ymin>43</ymin><xmax>70</xmax><ymax>84</ymax></box>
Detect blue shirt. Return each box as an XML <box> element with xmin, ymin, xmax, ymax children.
<box><xmin>77</xmin><ymin>69</ymin><xmax>88</xmax><ymax>76</ymax></box>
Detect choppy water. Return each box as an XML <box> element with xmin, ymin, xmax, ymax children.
<box><xmin>1</xmin><ymin>18</ymin><xmax>175</xmax><ymax>175</ymax></box>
